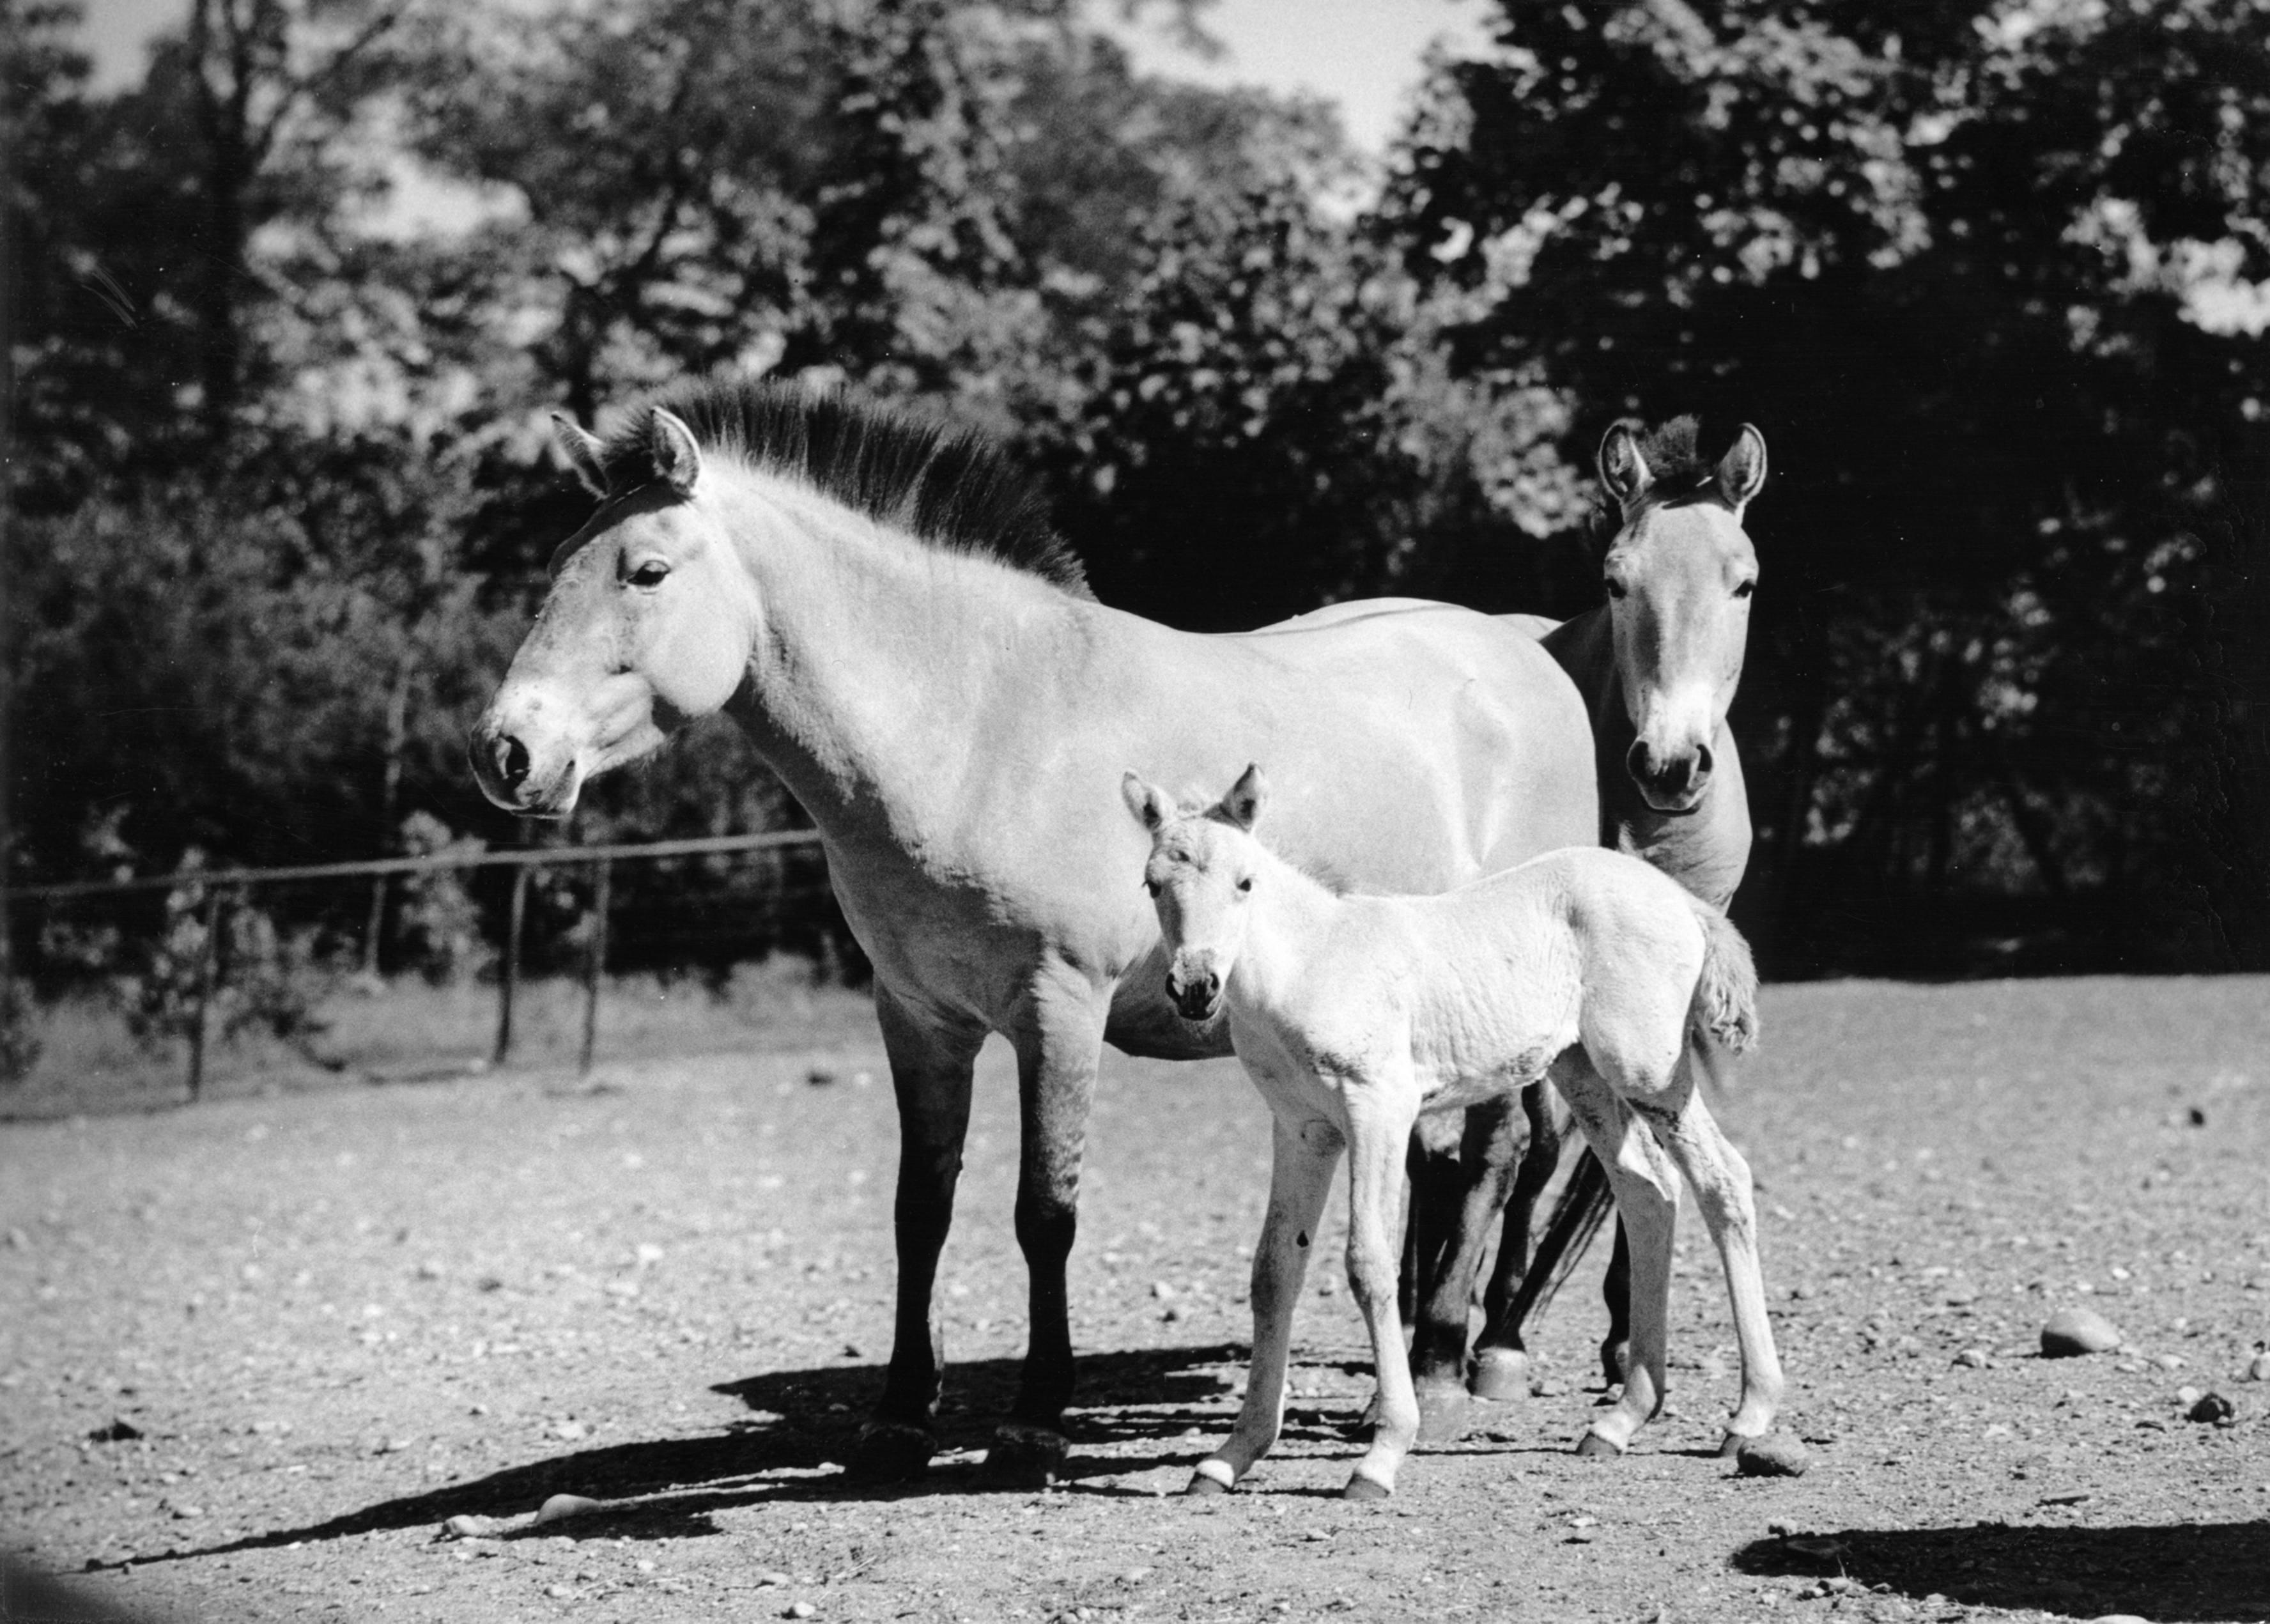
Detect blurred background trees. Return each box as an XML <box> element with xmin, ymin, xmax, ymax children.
<box><xmin>6</xmin><ymin>0</ymin><xmax>2267</xmax><ymax>985</ymax></box>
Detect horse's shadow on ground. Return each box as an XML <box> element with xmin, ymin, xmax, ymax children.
<box><xmin>1736</xmin><ymin>1520</ymin><xmax>2270</xmax><ymax>1622</ymax></box>
<box><xmin>109</xmin><ymin>1344</ymin><xmax>1254</xmax><ymax>1569</ymax></box>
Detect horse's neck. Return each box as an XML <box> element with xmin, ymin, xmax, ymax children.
<box><xmin>711</xmin><ymin>470</ymin><xmax>1080</xmax><ymax>845</ymax></box>
<box><xmin>1228</xmin><ymin>850</ymin><xmax>1347</xmax><ymax>1022</ymax></box>
<box><xmin>1541</xmin><ymin>607</ymin><xmax>1750</xmax><ymax>907</ymax></box>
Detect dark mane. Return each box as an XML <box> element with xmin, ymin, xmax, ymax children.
<box><xmin>1634</xmin><ymin>415</ymin><xmax>1727</xmax><ymax>506</ymax></box>
<box><xmin>596</xmin><ymin>380</ymin><xmax>1092</xmax><ymax>598</ymax></box>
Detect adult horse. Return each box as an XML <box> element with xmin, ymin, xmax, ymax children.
<box><xmin>1401</xmin><ymin>416</ymin><xmax>1766</xmax><ymax>1427</ymax></box>
<box><xmin>467</xmin><ymin>380</ymin><xmax>1598</xmax><ymax>1484</ymax></box>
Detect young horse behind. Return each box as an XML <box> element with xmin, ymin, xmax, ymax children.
<box><xmin>1125</xmin><ymin>766</ymin><xmax>1784</xmax><ymax>1500</ymax></box>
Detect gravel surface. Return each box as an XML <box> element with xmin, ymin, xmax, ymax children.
<box><xmin>4</xmin><ymin>975</ymin><xmax>2267</xmax><ymax>1622</ymax></box>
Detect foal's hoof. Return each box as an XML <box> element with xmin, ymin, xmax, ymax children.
<box><xmin>1573</xmin><ymin>1428</ymin><xmax>1625</xmax><ymax>1459</ymax></box>
<box><xmin>1414</xmin><ymin>1380</ymin><xmax>1472</xmax><ymax>1446</ymax></box>
<box><xmin>845</xmin><ymin>1420</ymin><xmax>936</xmax><ymax>1484</ymax></box>
<box><xmin>981</xmin><ymin>1422</ymin><xmax>1070</xmax><ymax>1489</ymax></box>
<box><xmin>1182</xmin><ymin>1471</ymin><xmax>1232</xmax><ymax>1497</ymax></box>
<box><xmin>1341</xmin><ymin>1473</ymin><xmax>1392</xmax><ymax>1503</ymax></box>
<box><xmin>1470</xmin><ymin>1348</ymin><xmax>1531</xmax><ymax>1403</ymax></box>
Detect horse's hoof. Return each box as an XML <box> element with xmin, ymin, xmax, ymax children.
<box><xmin>845</xmin><ymin>1420</ymin><xmax>936</xmax><ymax>1484</ymax></box>
<box><xmin>1573</xmin><ymin>1428</ymin><xmax>1624</xmax><ymax>1459</ymax></box>
<box><xmin>1470</xmin><ymin>1349</ymin><xmax>1531</xmax><ymax>1403</ymax></box>
<box><xmin>1414</xmin><ymin>1381</ymin><xmax>1472</xmax><ymax>1446</ymax></box>
<box><xmin>1341</xmin><ymin>1473</ymin><xmax>1392</xmax><ymax>1502</ymax></box>
<box><xmin>980</xmin><ymin>1422</ymin><xmax>1069</xmax><ymax>1489</ymax></box>
<box><xmin>1182</xmin><ymin>1471</ymin><xmax>1231</xmax><ymax>1497</ymax></box>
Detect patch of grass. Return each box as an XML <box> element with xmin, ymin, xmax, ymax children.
<box><xmin>0</xmin><ymin>957</ymin><xmax>876</xmax><ymax>1120</ymax></box>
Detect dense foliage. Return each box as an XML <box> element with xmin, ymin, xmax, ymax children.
<box><xmin>6</xmin><ymin>0</ymin><xmax>2266</xmax><ymax>996</ymax></box>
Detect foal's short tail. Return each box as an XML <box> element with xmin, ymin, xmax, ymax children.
<box><xmin>1687</xmin><ymin>897</ymin><xmax>1760</xmax><ymax>1058</ymax></box>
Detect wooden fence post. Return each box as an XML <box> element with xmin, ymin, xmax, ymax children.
<box><xmin>494</xmin><ymin>864</ymin><xmax>530</xmax><ymax>1067</ymax></box>
<box><xmin>579</xmin><ymin>858</ymin><xmax>612</xmax><ymax>1076</ymax></box>
<box><xmin>186</xmin><ymin>888</ymin><xmax>226</xmax><ymax>1102</ymax></box>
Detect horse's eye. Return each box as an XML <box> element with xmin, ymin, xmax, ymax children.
<box><xmin>628</xmin><ymin>560</ymin><xmax>670</xmax><ymax>589</ymax></box>
<box><xmin>1605</xmin><ymin>579</ymin><xmax>1629</xmax><ymax>600</ymax></box>
<box><xmin>1237</xmin><ymin>877</ymin><xmax>1254</xmax><ymax>893</ymax></box>
<box><xmin>1733</xmin><ymin>579</ymin><xmax>1756</xmax><ymax>599</ymax></box>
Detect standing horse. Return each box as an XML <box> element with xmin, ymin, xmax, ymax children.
<box><xmin>1401</xmin><ymin>416</ymin><xmax>1766</xmax><ymax>1423</ymax></box>
<box><xmin>468</xmin><ymin>381</ymin><xmax>1598</xmax><ymax>1483</ymax></box>
<box><xmin>1125</xmin><ymin>765</ymin><xmax>1780</xmax><ymax>1499</ymax></box>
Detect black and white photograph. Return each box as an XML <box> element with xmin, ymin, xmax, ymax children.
<box><xmin>3</xmin><ymin>0</ymin><xmax>2267</xmax><ymax>1618</ymax></box>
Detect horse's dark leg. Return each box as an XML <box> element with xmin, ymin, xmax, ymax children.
<box><xmin>848</xmin><ymin>985</ymin><xmax>984</xmax><ymax>1483</ymax></box>
<box><xmin>1599</xmin><ymin>1219</ymin><xmax>1633</xmax><ymax>1387</ymax></box>
<box><xmin>1404</xmin><ymin>1102</ymin><xmax>1518</xmax><ymax>1444</ymax></box>
<box><xmin>985</xmin><ymin>975</ymin><xmax>1108</xmax><ymax>1487</ymax></box>
<box><xmin>1472</xmin><ymin>1087</ymin><xmax>1563</xmax><ymax>1399</ymax></box>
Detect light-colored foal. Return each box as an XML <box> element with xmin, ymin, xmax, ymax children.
<box><xmin>1125</xmin><ymin>765</ymin><xmax>1783</xmax><ymax>1500</ymax></box>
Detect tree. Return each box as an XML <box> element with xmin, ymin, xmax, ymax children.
<box><xmin>1386</xmin><ymin>0</ymin><xmax>2270</xmax><ymax>969</ymax></box>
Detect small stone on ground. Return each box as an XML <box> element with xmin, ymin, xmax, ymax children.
<box><xmin>2040</xmin><ymin>1306</ymin><xmax>2120</xmax><ymax>1356</ymax></box>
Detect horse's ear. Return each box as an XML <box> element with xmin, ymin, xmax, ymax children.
<box><xmin>647</xmin><ymin>408</ymin><xmax>702</xmax><ymax>494</ymax></box>
<box><xmin>1217</xmin><ymin>764</ymin><xmax>1267</xmax><ymax>832</ymax></box>
<box><xmin>1715</xmin><ymin>424</ymin><xmax>1768</xmax><ymax>509</ymax></box>
<box><xmin>1122</xmin><ymin>771</ymin><xmax>1172</xmax><ymax>832</ymax></box>
<box><xmin>551</xmin><ymin>411</ymin><xmax>610</xmax><ymax>499</ymax></box>
<box><xmin>1598</xmin><ymin>421</ymin><xmax>1652</xmax><ymax>511</ymax></box>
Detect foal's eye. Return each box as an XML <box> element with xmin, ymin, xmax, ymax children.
<box><xmin>1237</xmin><ymin>877</ymin><xmax>1254</xmax><ymax>893</ymax></box>
<box><xmin>1733</xmin><ymin>579</ymin><xmax>1756</xmax><ymax>599</ymax></box>
<box><xmin>627</xmin><ymin>559</ymin><xmax>670</xmax><ymax>589</ymax></box>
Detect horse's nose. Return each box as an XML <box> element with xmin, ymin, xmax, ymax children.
<box><xmin>493</xmin><ymin>734</ymin><xmax>532</xmax><ymax>792</ymax></box>
<box><xmin>1164</xmin><ymin>967</ymin><xmax>1222</xmax><ymax>1020</ymax></box>
<box><xmin>1625</xmin><ymin>739</ymin><xmax>1708</xmax><ymax>804</ymax></box>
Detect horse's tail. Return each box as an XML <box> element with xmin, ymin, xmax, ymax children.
<box><xmin>1687</xmin><ymin>896</ymin><xmax>1760</xmax><ymax>1059</ymax></box>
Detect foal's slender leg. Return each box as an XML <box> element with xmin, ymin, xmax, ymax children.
<box><xmin>1408</xmin><ymin>1099</ymin><xmax>1522</xmax><ymax>1439</ymax></box>
<box><xmin>1472</xmin><ymin>1087</ymin><xmax>1564</xmax><ymax>1399</ymax></box>
<box><xmin>852</xmin><ymin>984</ymin><xmax>985</xmax><ymax>1481</ymax></box>
<box><xmin>1188</xmin><ymin>1113</ymin><xmax>1342</xmax><ymax>1495</ymax></box>
<box><xmin>1551</xmin><ymin>1056</ymin><xmax>1679</xmax><ymax>1458</ymax></box>
<box><xmin>991</xmin><ymin>971</ymin><xmax>1111</xmax><ymax>1485</ymax></box>
<box><xmin>1644</xmin><ymin>1079</ymin><xmax>1785</xmax><ymax>1449</ymax></box>
<box><xmin>1344</xmin><ymin>1083</ymin><xmax>1426</xmax><ymax>1499</ymax></box>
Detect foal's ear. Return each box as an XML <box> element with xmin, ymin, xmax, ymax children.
<box><xmin>551</xmin><ymin>411</ymin><xmax>610</xmax><ymax>499</ymax></box>
<box><xmin>1217</xmin><ymin>763</ymin><xmax>1267</xmax><ymax>832</ymax></box>
<box><xmin>1715</xmin><ymin>423</ymin><xmax>1768</xmax><ymax>509</ymax></box>
<box><xmin>647</xmin><ymin>408</ymin><xmax>703</xmax><ymax>495</ymax></box>
<box><xmin>1598</xmin><ymin>421</ymin><xmax>1653</xmax><ymax>511</ymax></box>
<box><xmin>1121</xmin><ymin>771</ymin><xmax>1173</xmax><ymax>832</ymax></box>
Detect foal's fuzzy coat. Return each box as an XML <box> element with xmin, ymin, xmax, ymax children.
<box><xmin>1127</xmin><ymin>765</ymin><xmax>1784</xmax><ymax>1499</ymax></box>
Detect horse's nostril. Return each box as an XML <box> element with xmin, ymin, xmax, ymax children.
<box><xmin>1694</xmin><ymin>743</ymin><xmax>1713</xmax><ymax>778</ymax></box>
<box><xmin>497</xmin><ymin>735</ymin><xmax>532</xmax><ymax>790</ymax></box>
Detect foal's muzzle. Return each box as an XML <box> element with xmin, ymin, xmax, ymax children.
<box><xmin>1165</xmin><ymin>967</ymin><xmax>1223</xmax><ymax>1023</ymax></box>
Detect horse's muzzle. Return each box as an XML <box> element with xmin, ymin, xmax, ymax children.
<box><xmin>1165</xmin><ymin>968</ymin><xmax>1223</xmax><ymax>1024</ymax></box>
<box><xmin>468</xmin><ymin>715</ymin><xmax>580</xmax><ymax>817</ymax></box>
<box><xmin>1626</xmin><ymin>738</ymin><xmax>1710</xmax><ymax>816</ymax></box>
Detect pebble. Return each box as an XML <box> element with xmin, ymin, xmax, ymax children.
<box><xmin>534</xmin><ymin>1493</ymin><xmax>603</xmax><ymax>1525</ymax></box>
<box><xmin>1734</xmin><ymin>1434</ymin><xmax>1810</xmax><ymax>1477</ymax></box>
<box><xmin>2248</xmin><ymin>1352</ymin><xmax>2270</xmax><ymax>1382</ymax></box>
<box><xmin>787</xmin><ymin>1605</ymin><xmax>816</xmax><ymax>1620</ymax></box>
<box><xmin>2188</xmin><ymin>1392</ymin><xmax>2235</xmax><ymax>1425</ymax></box>
<box><xmin>2176</xmin><ymin>1384</ymin><xmax>2203</xmax><ymax>1408</ymax></box>
<box><xmin>1943</xmin><ymin>1280</ymin><xmax>1980</xmax><ymax>1306</ymax></box>
<box><xmin>2157</xmin><ymin>1353</ymin><xmax>2187</xmax><ymax>1371</ymax></box>
<box><xmin>443</xmin><ymin>1514</ymin><xmax>500</xmax><ymax>1538</ymax></box>
<box><xmin>2040</xmin><ymin>1307</ymin><xmax>2120</xmax><ymax>1357</ymax></box>
<box><xmin>1954</xmin><ymin>1348</ymin><xmax>1989</xmax><ymax>1368</ymax></box>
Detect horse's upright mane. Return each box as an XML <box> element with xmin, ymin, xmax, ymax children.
<box><xmin>1633</xmin><ymin>415</ymin><xmax>1724</xmax><ymax>506</ymax></box>
<box><xmin>596</xmin><ymin>380</ymin><xmax>1092</xmax><ymax>598</ymax></box>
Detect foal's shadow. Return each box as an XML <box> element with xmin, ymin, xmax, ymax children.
<box><xmin>1736</xmin><ymin>1521</ymin><xmax>2270</xmax><ymax>1621</ymax></box>
<box><xmin>98</xmin><ymin>1345</ymin><xmax>1247</xmax><ymax>1568</ymax></box>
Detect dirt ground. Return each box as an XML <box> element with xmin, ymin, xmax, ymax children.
<box><xmin>4</xmin><ymin>975</ymin><xmax>2268</xmax><ymax>1623</ymax></box>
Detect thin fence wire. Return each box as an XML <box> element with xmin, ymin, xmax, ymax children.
<box><xmin>1</xmin><ymin>830</ymin><xmax>831</xmax><ymax>1101</ymax></box>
